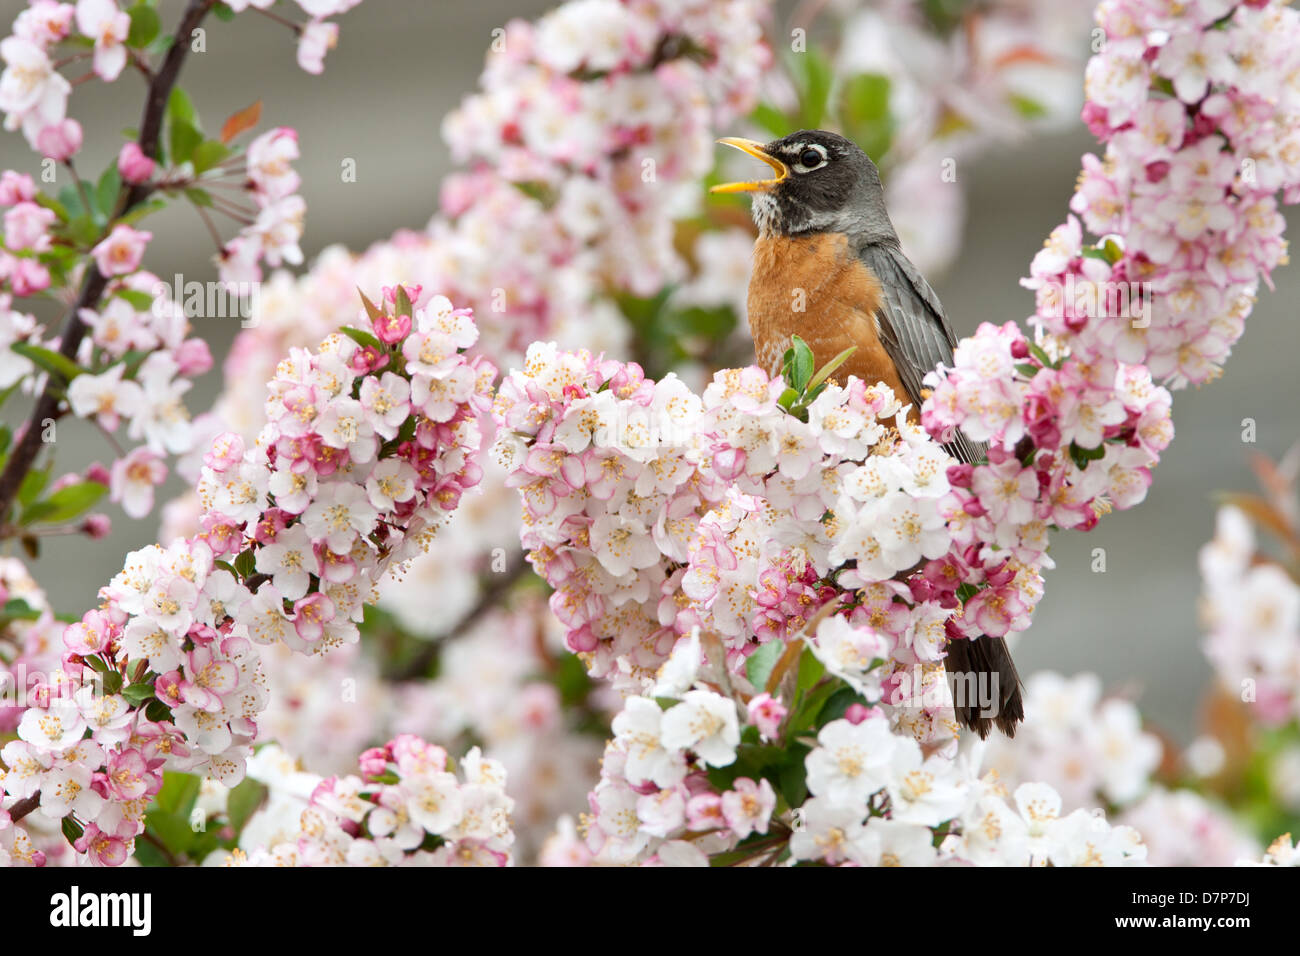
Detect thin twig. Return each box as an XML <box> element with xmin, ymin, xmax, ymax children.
<box><xmin>8</xmin><ymin>792</ymin><xmax>39</xmax><ymax>824</ymax></box>
<box><xmin>0</xmin><ymin>0</ymin><xmax>217</xmax><ymax>529</ymax></box>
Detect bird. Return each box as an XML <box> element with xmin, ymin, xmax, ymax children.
<box><xmin>711</xmin><ymin>129</ymin><xmax>1023</xmax><ymax>738</ymax></box>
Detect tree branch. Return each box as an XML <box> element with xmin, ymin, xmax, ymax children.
<box><xmin>0</xmin><ymin>0</ymin><xmax>217</xmax><ymax>527</ymax></box>
<box><xmin>7</xmin><ymin>792</ymin><xmax>39</xmax><ymax>824</ymax></box>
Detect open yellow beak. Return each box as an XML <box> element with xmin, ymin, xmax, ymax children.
<box><xmin>709</xmin><ymin>137</ymin><xmax>788</xmax><ymax>194</ymax></box>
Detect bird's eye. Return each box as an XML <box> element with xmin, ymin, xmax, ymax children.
<box><xmin>798</xmin><ymin>148</ymin><xmax>825</xmax><ymax>169</ymax></box>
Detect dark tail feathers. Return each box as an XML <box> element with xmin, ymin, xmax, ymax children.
<box><xmin>944</xmin><ymin>635</ymin><xmax>1024</xmax><ymax>738</ymax></box>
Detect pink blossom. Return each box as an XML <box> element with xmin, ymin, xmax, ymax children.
<box><xmin>117</xmin><ymin>141</ymin><xmax>155</xmax><ymax>184</ymax></box>
<box><xmin>91</xmin><ymin>224</ymin><xmax>151</xmax><ymax>276</ymax></box>
<box><xmin>109</xmin><ymin>447</ymin><xmax>167</xmax><ymax>519</ymax></box>
<box><xmin>297</xmin><ymin>19</ymin><xmax>338</xmax><ymax>75</ymax></box>
<box><xmin>35</xmin><ymin>116</ymin><xmax>81</xmax><ymax>159</ymax></box>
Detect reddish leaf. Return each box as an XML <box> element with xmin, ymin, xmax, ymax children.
<box><xmin>220</xmin><ymin>100</ymin><xmax>262</xmax><ymax>144</ymax></box>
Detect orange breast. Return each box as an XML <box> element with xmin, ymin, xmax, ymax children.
<box><xmin>747</xmin><ymin>233</ymin><xmax>917</xmax><ymax>416</ymax></box>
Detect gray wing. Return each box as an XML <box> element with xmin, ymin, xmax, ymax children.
<box><xmin>858</xmin><ymin>241</ymin><xmax>986</xmax><ymax>465</ymax></box>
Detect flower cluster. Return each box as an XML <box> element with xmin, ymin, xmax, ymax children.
<box><xmin>0</xmin><ymin>291</ymin><xmax>494</xmax><ymax>864</ymax></box>
<box><xmin>0</xmin><ymin>0</ymin><xmax>359</xmax><ymax>157</ymax></box>
<box><xmin>215</xmin><ymin>126</ymin><xmax>309</xmax><ymax>285</ymax></box>
<box><xmin>982</xmin><ymin>671</ymin><xmax>1162</xmax><ymax>809</ymax></box>
<box><xmin>1200</xmin><ymin>502</ymin><xmax>1300</xmax><ymax>726</ymax></box>
<box><xmin>572</xmin><ymin>638</ymin><xmax>1147</xmax><ymax>867</ymax></box>
<box><xmin>240</xmin><ymin>596</ymin><xmax>605</xmax><ymax>860</ymax></box>
<box><xmin>0</xmin><ymin>171</ymin><xmax>209</xmax><ymax>522</ymax></box>
<box><xmin>440</xmin><ymin>0</ymin><xmax>769</xmax><ymax>348</ymax></box>
<box><xmin>219</xmin><ymin>737</ymin><xmax>515</xmax><ymax>867</ymax></box>
<box><xmin>1062</xmin><ymin>1</ymin><xmax>1296</xmax><ymax>384</ymax></box>
<box><xmin>921</xmin><ymin>2</ymin><xmax>1300</xmax><ymax>636</ymax></box>
<box><xmin>498</xmin><ymin>347</ymin><xmax>944</xmax><ymax>692</ymax></box>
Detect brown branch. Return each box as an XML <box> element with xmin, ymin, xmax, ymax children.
<box><xmin>0</xmin><ymin>0</ymin><xmax>217</xmax><ymax>528</ymax></box>
<box><xmin>8</xmin><ymin>792</ymin><xmax>39</xmax><ymax>823</ymax></box>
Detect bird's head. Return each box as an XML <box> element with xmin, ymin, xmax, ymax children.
<box><xmin>711</xmin><ymin>129</ymin><xmax>897</xmax><ymax>243</ymax></box>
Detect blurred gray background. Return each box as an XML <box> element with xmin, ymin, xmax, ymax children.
<box><xmin>1</xmin><ymin>0</ymin><xmax>1295</xmax><ymax>741</ymax></box>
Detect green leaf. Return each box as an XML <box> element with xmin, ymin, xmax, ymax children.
<box><xmin>22</xmin><ymin>480</ymin><xmax>106</xmax><ymax>525</ymax></box>
<box><xmin>750</xmin><ymin>102</ymin><xmax>791</xmax><ymax>138</ymax></box>
<box><xmin>1009</xmin><ymin>93</ymin><xmax>1048</xmax><ymax>120</ymax></box>
<box><xmin>818</xmin><ymin>685</ymin><xmax>869</xmax><ymax>726</ymax></box>
<box><xmin>144</xmin><ymin>699</ymin><xmax>174</xmax><ymax>723</ymax></box>
<box><xmin>67</xmin><ymin>213</ymin><xmax>101</xmax><ymax>247</ymax></box>
<box><xmin>156</xmin><ymin>771</ymin><xmax>203</xmax><ymax>817</ymax></box>
<box><xmin>777</xmin><ymin>744</ymin><xmax>810</xmax><ymax>808</ymax></box>
<box><xmin>394</xmin><ymin>284</ymin><xmax>414</xmax><ymax>319</ymax></box>
<box><xmin>339</xmin><ymin>325</ymin><xmax>382</xmax><ymax>350</ymax></box>
<box><xmin>782</xmin><ymin>335</ymin><xmax>815</xmax><ymax>393</ymax></box>
<box><xmin>357</xmin><ymin>287</ymin><xmax>387</xmax><ymax>325</ymax></box>
<box><xmin>62</xmin><ymin>816</ymin><xmax>85</xmax><ymax>844</ymax></box>
<box><xmin>95</xmin><ymin>164</ymin><xmax>122</xmax><ymax>221</ymax></box>
<box><xmin>805</xmin><ymin>345</ymin><xmax>858</xmax><ymax>394</ymax></box>
<box><xmin>131</xmin><ymin>837</ymin><xmax>171</xmax><ymax>867</ymax></box>
<box><xmin>1068</xmin><ymin>441</ymin><xmax>1107</xmax><ymax>471</ymax></box>
<box><xmin>225</xmin><ymin>777</ymin><xmax>268</xmax><ymax>834</ymax></box>
<box><xmin>126</xmin><ymin>3</ymin><xmax>161</xmax><ymax>48</ymax></box>
<box><xmin>212</xmin><ymin>2</ymin><xmax>236</xmax><ymax>21</ymax></box>
<box><xmin>10</xmin><ymin>342</ymin><xmax>83</xmax><ymax>384</ymax></box>
<box><xmin>795</xmin><ymin>645</ymin><xmax>825</xmax><ymax>696</ymax></box>
<box><xmin>1</xmin><ymin>597</ymin><xmax>41</xmax><ymax>621</ymax></box>
<box><xmin>233</xmin><ymin>548</ymin><xmax>256</xmax><ymax>579</ymax></box>
<box><xmin>34</xmin><ymin>192</ymin><xmax>69</xmax><ymax>222</ymax></box>
<box><xmin>122</xmin><ymin>681</ymin><xmax>155</xmax><ymax>706</ymax></box>
<box><xmin>776</xmin><ymin>387</ymin><xmax>799</xmax><ymax>411</ymax></box>
<box><xmin>191</xmin><ymin>139</ymin><xmax>231</xmax><ymax>174</ymax></box>
<box><xmin>145</xmin><ymin>810</ymin><xmax>193</xmax><ymax>857</ymax></box>
<box><xmin>116</xmin><ymin>288</ymin><xmax>156</xmax><ymax>312</ymax></box>
<box><xmin>117</xmin><ymin>196</ymin><xmax>168</xmax><ymax>225</ymax></box>
<box><xmin>57</xmin><ymin>184</ymin><xmax>85</xmax><ymax>219</ymax></box>
<box><xmin>167</xmin><ymin>87</ymin><xmax>198</xmax><ymax>128</ymax></box>
<box><xmin>1026</xmin><ymin>341</ymin><xmax>1056</xmax><ymax>370</ymax></box>
<box><xmin>17</xmin><ymin>466</ymin><xmax>49</xmax><ymax>507</ymax></box>
<box><xmin>745</xmin><ymin>641</ymin><xmax>784</xmax><ymax>691</ymax></box>
<box><xmin>793</xmin><ymin>47</ymin><xmax>833</xmax><ymax>130</ymax></box>
<box><xmin>183</xmin><ymin>186</ymin><xmax>213</xmax><ymax>207</ymax></box>
<box><xmin>787</xmin><ymin>678</ymin><xmax>839</xmax><ymax>738</ymax></box>
<box><xmin>101</xmin><ymin>670</ymin><xmax>122</xmax><ymax>695</ymax></box>
<box><xmin>170</xmin><ymin>119</ymin><xmax>203</xmax><ymax>166</ymax></box>
<box><xmin>1013</xmin><ymin>363</ymin><xmax>1040</xmax><ymax>378</ymax></box>
<box><xmin>839</xmin><ymin>73</ymin><xmax>894</xmax><ymax>160</ymax></box>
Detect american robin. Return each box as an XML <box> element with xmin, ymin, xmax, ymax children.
<box><xmin>712</xmin><ymin>129</ymin><xmax>1023</xmax><ymax>737</ymax></box>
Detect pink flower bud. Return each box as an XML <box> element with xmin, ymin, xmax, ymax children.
<box><xmin>357</xmin><ymin>747</ymin><xmax>389</xmax><ymax>779</ymax></box>
<box><xmin>0</xmin><ymin>171</ymin><xmax>35</xmax><ymax>206</ymax></box>
<box><xmin>36</xmin><ymin>119</ymin><xmax>82</xmax><ymax>161</ymax></box>
<box><xmin>746</xmin><ymin>692</ymin><xmax>787</xmax><ymax>739</ymax></box>
<box><xmin>86</xmin><ymin>462</ymin><xmax>112</xmax><ymax>485</ymax></box>
<box><xmin>204</xmin><ymin>433</ymin><xmax>245</xmax><ymax>472</ymax></box>
<box><xmin>117</xmin><ymin>142</ymin><xmax>156</xmax><ymax>185</ymax></box>
<box><xmin>175</xmin><ymin>337</ymin><xmax>213</xmax><ymax>376</ymax></box>
<box><xmin>81</xmin><ymin>513</ymin><xmax>111</xmax><ymax>539</ymax></box>
<box><xmin>372</xmin><ymin>310</ymin><xmax>411</xmax><ymax>344</ymax></box>
<box><xmin>10</xmin><ymin>258</ymin><xmax>50</xmax><ymax>295</ymax></box>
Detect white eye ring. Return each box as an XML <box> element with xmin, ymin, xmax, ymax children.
<box><xmin>790</xmin><ymin>143</ymin><xmax>829</xmax><ymax>173</ymax></box>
